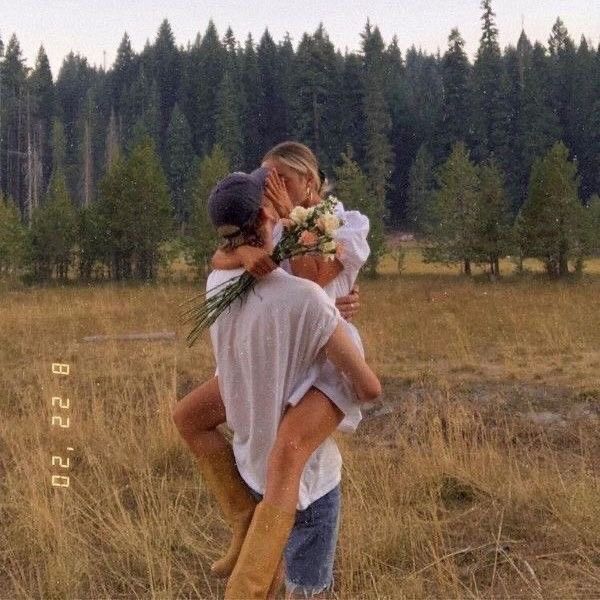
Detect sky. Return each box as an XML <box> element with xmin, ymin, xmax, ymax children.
<box><xmin>2</xmin><ymin>0</ymin><xmax>599</xmax><ymax>77</ymax></box>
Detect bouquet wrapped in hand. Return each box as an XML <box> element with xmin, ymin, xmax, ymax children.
<box><xmin>180</xmin><ymin>195</ymin><xmax>343</xmax><ymax>347</ymax></box>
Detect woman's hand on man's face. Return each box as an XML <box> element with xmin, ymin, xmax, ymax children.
<box><xmin>264</xmin><ymin>168</ymin><xmax>293</xmax><ymax>218</ymax></box>
<box><xmin>335</xmin><ymin>284</ymin><xmax>360</xmax><ymax>321</ymax></box>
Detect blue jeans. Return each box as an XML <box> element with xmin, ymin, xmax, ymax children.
<box><xmin>248</xmin><ymin>482</ymin><xmax>341</xmax><ymax>598</ymax></box>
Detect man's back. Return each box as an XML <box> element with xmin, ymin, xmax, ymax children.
<box><xmin>207</xmin><ymin>266</ymin><xmax>343</xmax><ymax>510</ymax></box>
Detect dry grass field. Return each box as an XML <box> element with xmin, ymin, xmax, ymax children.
<box><xmin>1</xmin><ymin>249</ymin><xmax>599</xmax><ymax>599</ymax></box>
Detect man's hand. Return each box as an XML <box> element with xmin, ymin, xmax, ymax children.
<box><xmin>335</xmin><ymin>284</ymin><xmax>360</xmax><ymax>321</ymax></box>
<box><xmin>236</xmin><ymin>246</ymin><xmax>277</xmax><ymax>278</ymax></box>
<box><xmin>264</xmin><ymin>169</ymin><xmax>293</xmax><ymax>218</ymax></box>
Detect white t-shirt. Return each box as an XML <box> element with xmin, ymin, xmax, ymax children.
<box><xmin>207</xmin><ymin>266</ymin><xmax>343</xmax><ymax>510</ymax></box>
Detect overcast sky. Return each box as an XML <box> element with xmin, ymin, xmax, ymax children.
<box><xmin>2</xmin><ymin>0</ymin><xmax>599</xmax><ymax>77</ymax></box>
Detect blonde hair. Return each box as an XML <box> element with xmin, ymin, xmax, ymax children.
<box><xmin>262</xmin><ymin>141</ymin><xmax>332</xmax><ymax>199</ymax></box>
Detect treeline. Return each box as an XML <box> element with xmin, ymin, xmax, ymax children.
<box><xmin>409</xmin><ymin>141</ymin><xmax>600</xmax><ymax>278</ymax></box>
<box><xmin>0</xmin><ymin>0</ymin><xmax>599</xmax><ymax>281</ymax></box>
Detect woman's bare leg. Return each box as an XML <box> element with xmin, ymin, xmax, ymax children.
<box><xmin>264</xmin><ymin>387</ymin><xmax>344</xmax><ymax>513</ymax></box>
<box><xmin>171</xmin><ymin>376</ymin><xmax>227</xmax><ymax>456</ymax></box>
<box><xmin>172</xmin><ymin>377</ymin><xmax>257</xmax><ymax>578</ymax></box>
<box><xmin>262</xmin><ymin>387</ymin><xmax>343</xmax><ymax>598</ymax></box>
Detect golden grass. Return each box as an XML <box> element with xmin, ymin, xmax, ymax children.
<box><xmin>1</xmin><ymin>251</ymin><xmax>599</xmax><ymax>598</ymax></box>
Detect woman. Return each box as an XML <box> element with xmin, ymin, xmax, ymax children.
<box><xmin>172</xmin><ymin>142</ymin><xmax>373</xmax><ymax>598</ymax></box>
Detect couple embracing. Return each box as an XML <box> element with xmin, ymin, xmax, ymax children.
<box><xmin>172</xmin><ymin>141</ymin><xmax>381</xmax><ymax>599</ymax></box>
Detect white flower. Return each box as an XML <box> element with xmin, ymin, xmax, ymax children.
<box><xmin>289</xmin><ymin>206</ymin><xmax>309</xmax><ymax>225</ymax></box>
<box><xmin>316</xmin><ymin>213</ymin><xmax>340</xmax><ymax>234</ymax></box>
<box><xmin>319</xmin><ymin>240</ymin><xmax>337</xmax><ymax>255</ymax></box>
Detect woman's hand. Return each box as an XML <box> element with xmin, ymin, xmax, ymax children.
<box><xmin>335</xmin><ymin>284</ymin><xmax>360</xmax><ymax>321</ymax></box>
<box><xmin>264</xmin><ymin>169</ymin><xmax>293</xmax><ymax>218</ymax></box>
<box><xmin>236</xmin><ymin>246</ymin><xmax>277</xmax><ymax>278</ymax></box>
<box><xmin>212</xmin><ymin>246</ymin><xmax>276</xmax><ymax>278</ymax></box>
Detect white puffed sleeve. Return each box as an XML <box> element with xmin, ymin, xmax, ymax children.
<box><xmin>332</xmin><ymin>201</ymin><xmax>370</xmax><ymax>271</ymax></box>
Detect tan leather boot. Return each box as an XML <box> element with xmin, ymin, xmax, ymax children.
<box><xmin>196</xmin><ymin>445</ymin><xmax>257</xmax><ymax>577</ymax></box>
<box><xmin>266</xmin><ymin>555</ymin><xmax>285</xmax><ymax>600</ymax></box>
<box><xmin>224</xmin><ymin>500</ymin><xmax>296</xmax><ymax>599</ymax></box>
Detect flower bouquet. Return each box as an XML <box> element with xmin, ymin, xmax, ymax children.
<box><xmin>180</xmin><ymin>195</ymin><xmax>343</xmax><ymax>347</ymax></box>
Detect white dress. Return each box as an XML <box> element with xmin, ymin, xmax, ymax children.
<box><xmin>277</xmin><ymin>199</ymin><xmax>370</xmax><ymax>433</ymax></box>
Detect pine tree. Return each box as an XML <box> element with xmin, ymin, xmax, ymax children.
<box><xmin>97</xmin><ymin>136</ymin><xmax>172</xmax><ymax>280</ymax></box>
<box><xmin>424</xmin><ymin>142</ymin><xmax>480</xmax><ymax>275</ymax></box>
<box><xmin>277</xmin><ymin>33</ymin><xmax>295</xmax><ymax>141</ymax></box>
<box><xmin>438</xmin><ymin>29</ymin><xmax>473</xmax><ymax>161</ymax></box>
<box><xmin>188</xmin><ymin>144</ymin><xmax>230</xmax><ymax>276</ymax></box>
<box><xmin>215</xmin><ymin>70</ymin><xmax>243</xmax><ymax>169</ymax></box>
<box><xmin>257</xmin><ymin>29</ymin><xmax>287</xmax><ymax>151</ymax></box>
<box><xmin>97</xmin><ymin>154</ymin><xmax>134</xmax><ymax>279</ymax></box>
<box><xmin>129</xmin><ymin>76</ymin><xmax>160</xmax><ymax>149</ymax></box>
<box><xmin>29</xmin><ymin>167</ymin><xmax>77</xmax><ymax>280</ymax></box>
<box><xmin>339</xmin><ymin>53</ymin><xmax>366</xmax><ymax>168</ymax></box>
<box><xmin>407</xmin><ymin>144</ymin><xmax>435</xmax><ymax>234</ymax></box>
<box><xmin>334</xmin><ymin>148</ymin><xmax>383</xmax><ymax>276</ymax></box>
<box><xmin>474</xmin><ymin>157</ymin><xmax>513</xmax><ymax>275</ymax></box>
<box><xmin>547</xmin><ymin>18</ymin><xmax>578</xmax><ymax>158</ymax></box>
<box><xmin>574</xmin><ymin>37</ymin><xmax>598</xmax><ymax>200</ymax></box>
<box><xmin>0</xmin><ymin>193</ymin><xmax>28</xmax><ymax>274</ymax></box>
<box><xmin>111</xmin><ymin>32</ymin><xmax>136</xmax><ymax>135</ymax></box>
<box><xmin>196</xmin><ymin>21</ymin><xmax>226</xmax><ymax>155</ymax></box>
<box><xmin>241</xmin><ymin>34</ymin><xmax>261</xmax><ymax>169</ymax></box>
<box><xmin>472</xmin><ymin>0</ymin><xmax>510</xmax><ymax>167</ymax></box>
<box><xmin>28</xmin><ymin>45</ymin><xmax>55</xmax><ymax>193</ymax></box>
<box><xmin>517</xmin><ymin>142</ymin><xmax>584</xmax><ymax>277</ymax></box>
<box><xmin>518</xmin><ymin>42</ymin><xmax>561</xmax><ymax>207</ymax></box>
<box><xmin>404</xmin><ymin>46</ymin><xmax>444</xmax><ymax>157</ymax></box>
<box><xmin>166</xmin><ymin>103</ymin><xmax>195</xmax><ymax>231</ymax></box>
<box><xmin>360</xmin><ymin>21</ymin><xmax>393</xmax><ymax>230</ymax></box>
<box><xmin>153</xmin><ymin>19</ymin><xmax>182</xmax><ymax>148</ymax></box>
<box><xmin>499</xmin><ymin>45</ymin><xmax>523</xmax><ymax>213</ymax></box>
<box><xmin>125</xmin><ymin>136</ymin><xmax>173</xmax><ymax>279</ymax></box>
<box><xmin>55</xmin><ymin>52</ymin><xmax>95</xmax><ymax>201</ymax></box>
<box><xmin>178</xmin><ymin>34</ymin><xmax>203</xmax><ymax>155</ymax></box>
<box><xmin>77</xmin><ymin>201</ymin><xmax>110</xmax><ymax>280</ymax></box>
<box><xmin>292</xmin><ymin>25</ymin><xmax>342</xmax><ymax>171</ymax></box>
<box><xmin>1</xmin><ymin>34</ymin><xmax>28</xmax><ymax>210</ymax></box>
<box><xmin>384</xmin><ymin>35</ymin><xmax>412</xmax><ymax>225</ymax></box>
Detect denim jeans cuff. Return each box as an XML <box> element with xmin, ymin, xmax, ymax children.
<box><xmin>284</xmin><ymin>576</ymin><xmax>334</xmax><ymax>598</ymax></box>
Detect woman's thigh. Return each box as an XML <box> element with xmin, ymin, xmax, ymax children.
<box><xmin>172</xmin><ymin>376</ymin><xmax>226</xmax><ymax>435</ymax></box>
<box><xmin>277</xmin><ymin>387</ymin><xmax>344</xmax><ymax>456</ymax></box>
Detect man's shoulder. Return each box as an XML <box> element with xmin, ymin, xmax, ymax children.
<box><xmin>206</xmin><ymin>268</ymin><xmax>245</xmax><ymax>293</ymax></box>
<box><xmin>256</xmin><ymin>269</ymin><xmax>336</xmax><ymax>314</ymax></box>
<box><xmin>266</xmin><ymin>268</ymin><xmax>327</xmax><ymax>296</ymax></box>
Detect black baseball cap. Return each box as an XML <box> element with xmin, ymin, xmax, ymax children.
<box><xmin>208</xmin><ymin>167</ymin><xmax>270</xmax><ymax>238</ymax></box>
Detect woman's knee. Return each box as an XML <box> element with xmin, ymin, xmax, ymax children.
<box><xmin>269</xmin><ymin>433</ymin><xmax>312</xmax><ymax>472</ymax></box>
<box><xmin>171</xmin><ymin>399</ymin><xmax>195</xmax><ymax>437</ymax></box>
<box><xmin>171</xmin><ymin>379</ymin><xmax>225</xmax><ymax>437</ymax></box>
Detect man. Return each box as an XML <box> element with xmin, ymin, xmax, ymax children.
<box><xmin>206</xmin><ymin>167</ymin><xmax>381</xmax><ymax>599</ymax></box>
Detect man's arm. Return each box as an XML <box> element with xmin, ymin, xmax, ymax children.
<box><xmin>323</xmin><ymin>323</ymin><xmax>381</xmax><ymax>402</ymax></box>
<box><xmin>335</xmin><ymin>284</ymin><xmax>360</xmax><ymax>321</ymax></box>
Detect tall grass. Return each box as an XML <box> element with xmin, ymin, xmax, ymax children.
<box><xmin>1</xmin><ymin>254</ymin><xmax>599</xmax><ymax>598</ymax></box>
